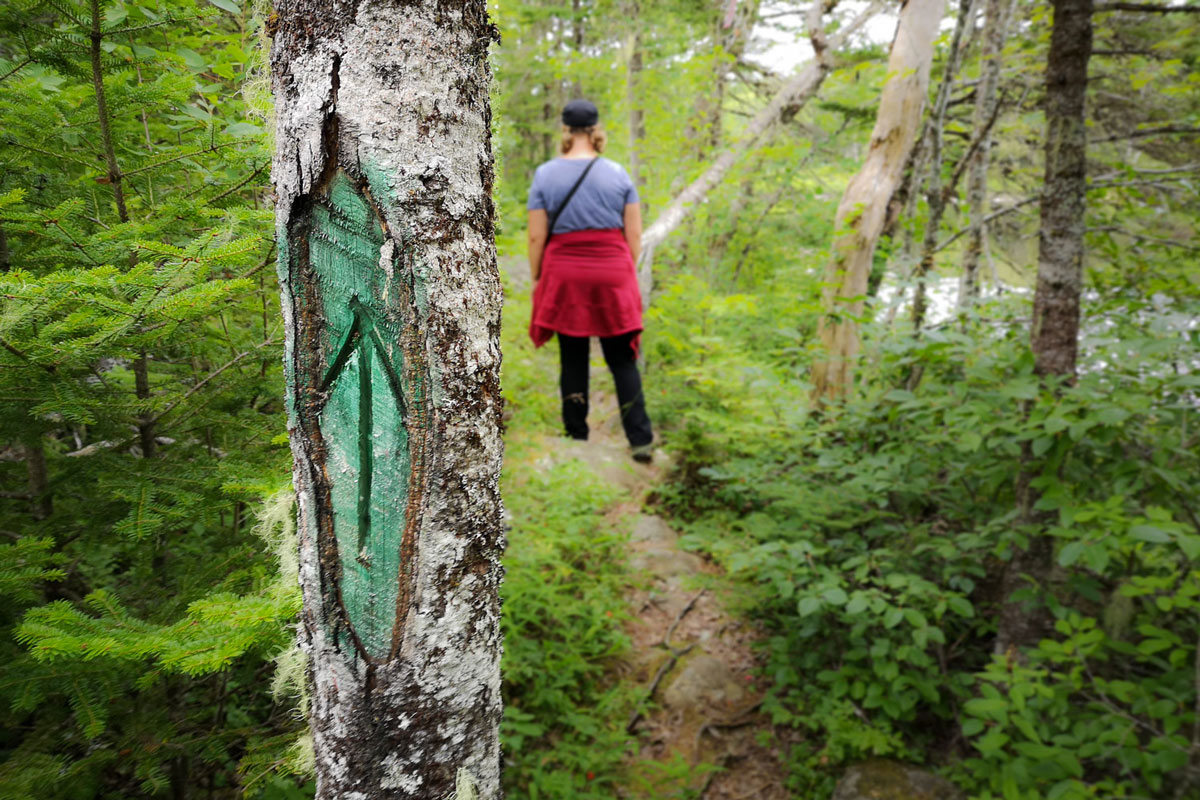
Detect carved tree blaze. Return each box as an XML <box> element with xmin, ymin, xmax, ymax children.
<box><xmin>293</xmin><ymin>171</ymin><xmax>426</xmax><ymax>662</ymax></box>
<box><xmin>271</xmin><ymin>0</ymin><xmax>502</xmax><ymax>791</ymax></box>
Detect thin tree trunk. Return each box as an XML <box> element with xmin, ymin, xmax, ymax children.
<box><xmin>134</xmin><ymin>351</ymin><xmax>156</xmax><ymax>458</ymax></box>
<box><xmin>810</xmin><ymin>0</ymin><xmax>946</xmax><ymax>404</ymax></box>
<box><xmin>958</xmin><ymin>0</ymin><xmax>1018</xmax><ymax>306</ymax></box>
<box><xmin>542</xmin><ymin>82</ymin><xmax>554</xmax><ymax>162</ymax></box>
<box><xmin>0</xmin><ymin>225</ymin><xmax>9</xmax><ymax>272</ymax></box>
<box><xmin>625</xmin><ymin>2</ymin><xmax>645</xmax><ymax>194</ymax></box>
<box><xmin>910</xmin><ymin>0</ymin><xmax>978</xmax><ymax>331</ymax></box>
<box><xmin>25</xmin><ymin>436</ymin><xmax>51</xmax><ymax>521</ymax></box>
<box><xmin>638</xmin><ymin>0</ymin><xmax>885</xmax><ymax>303</ymax></box>
<box><xmin>88</xmin><ymin>0</ymin><xmax>128</xmax><ymax>223</ymax></box>
<box><xmin>270</xmin><ymin>0</ymin><xmax>504</xmax><ymax>796</ymax></box>
<box><xmin>91</xmin><ymin>0</ymin><xmax>159</xmax><ymax>458</ymax></box>
<box><xmin>996</xmin><ymin>0</ymin><xmax>1093</xmax><ymax>654</ymax></box>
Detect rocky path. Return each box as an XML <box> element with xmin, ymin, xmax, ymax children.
<box><xmin>527</xmin><ymin>371</ymin><xmax>792</xmax><ymax>799</ymax></box>
<box><xmin>503</xmin><ymin>254</ymin><xmax>791</xmax><ymax>797</ymax></box>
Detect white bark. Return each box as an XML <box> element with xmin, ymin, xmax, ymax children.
<box><xmin>636</xmin><ymin>0</ymin><xmax>885</xmax><ymax>304</ymax></box>
<box><xmin>271</xmin><ymin>0</ymin><xmax>503</xmax><ymax>797</ymax></box>
<box><xmin>810</xmin><ymin>0</ymin><xmax>946</xmax><ymax>403</ymax></box>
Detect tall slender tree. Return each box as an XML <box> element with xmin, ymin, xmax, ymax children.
<box><xmin>809</xmin><ymin>0</ymin><xmax>945</xmax><ymax>403</ymax></box>
<box><xmin>269</xmin><ymin>0</ymin><xmax>505</xmax><ymax>796</ymax></box>
<box><xmin>997</xmin><ymin>0</ymin><xmax>1093</xmax><ymax>653</ymax></box>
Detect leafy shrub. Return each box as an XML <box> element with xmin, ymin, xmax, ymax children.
<box><xmin>655</xmin><ymin>285</ymin><xmax>1200</xmax><ymax>799</ymax></box>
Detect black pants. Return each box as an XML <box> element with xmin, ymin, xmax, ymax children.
<box><xmin>557</xmin><ymin>332</ymin><xmax>653</xmax><ymax>447</ymax></box>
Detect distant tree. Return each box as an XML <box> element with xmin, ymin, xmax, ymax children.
<box><xmin>998</xmin><ymin>0</ymin><xmax>1094</xmax><ymax>653</ymax></box>
<box><xmin>638</xmin><ymin>0</ymin><xmax>886</xmax><ymax>304</ymax></box>
<box><xmin>810</xmin><ymin>0</ymin><xmax>945</xmax><ymax>403</ymax></box>
<box><xmin>269</xmin><ymin>0</ymin><xmax>505</xmax><ymax>795</ymax></box>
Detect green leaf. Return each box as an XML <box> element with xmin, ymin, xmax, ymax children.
<box><xmin>823</xmin><ymin>587</ymin><xmax>848</xmax><ymax>606</ymax></box>
<box><xmin>207</xmin><ymin>0</ymin><xmax>242</xmax><ymax>12</ymax></box>
<box><xmin>1058</xmin><ymin>540</ymin><xmax>1086</xmax><ymax>568</ymax></box>
<box><xmin>1130</xmin><ymin>524</ymin><xmax>1170</xmax><ymax>544</ymax></box>
<box><xmin>947</xmin><ymin>595</ymin><xmax>974</xmax><ymax>618</ymax></box>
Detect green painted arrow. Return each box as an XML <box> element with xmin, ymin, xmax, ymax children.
<box><xmin>306</xmin><ymin>172</ymin><xmax>414</xmax><ymax>660</ymax></box>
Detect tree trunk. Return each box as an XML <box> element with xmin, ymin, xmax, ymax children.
<box><xmin>996</xmin><ymin>0</ymin><xmax>1092</xmax><ymax>654</ymax></box>
<box><xmin>809</xmin><ymin>0</ymin><xmax>945</xmax><ymax>404</ymax></box>
<box><xmin>0</xmin><ymin>225</ymin><xmax>10</xmax><ymax>272</ymax></box>
<box><xmin>25</xmin><ymin>436</ymin><xmax>51</xmax><ymax>521</ymax></box>
<box><xmin>269</xmin><ymin>0</ymin><xmax>504</xmax><ymax>796</ymax></box>
<box><xmin>957</xmin><ymin>0</ymin><xmax>1018</xmax><ymax>306</ymax></box>
<box><xmin>638</xmin><ymin>0</ymin><xmax>884</xmax><ymax>304</ymax></box>
<box><xmin>910</xmin><ymin>0</ymin><xmax>978</xmax><ymax>331</ymax></box>
<box><xmin>625</xmin><ymin>1</ymin><xmax>646</xmax><ymax>194</ymax></box>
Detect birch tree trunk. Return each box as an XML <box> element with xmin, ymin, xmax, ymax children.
<box><xmin>809</xmin><ymin>0</ymin><xmax>945</xmax><ymax>404</ymax></box>
<box><xmin>637</xmin><ymin>0</ymin><xmax>884</xmax><ymax>305</ymax></box>
<box><xmin>997</xmin><ymin>0</ymin><xmax>1093</xmax><ymax>653</ymax></box>
<box><xmin>957</xmin><ymin>0</ymin><xmax>1018</xmax><ymax>306</ymax></box>
<box><xmin>269</xmin><ymin>1</ymin><xmax>504</xmax><ymax>797</ymax></box>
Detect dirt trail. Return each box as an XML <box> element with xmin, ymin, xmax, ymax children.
<box><xmin>567</xmin><ymin>396</ymin><xmax>791</xmax><ymax>799</ymax></box>
<box><xmin>504</xmin><ymin>255</ymin><xmax>791</xmax><ymax>798</ymax></box>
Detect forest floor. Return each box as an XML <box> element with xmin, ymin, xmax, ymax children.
<box><xmin>502</xmin><ymin>256</ymin><xmax>795</xmax><ymax>798</ymax></box>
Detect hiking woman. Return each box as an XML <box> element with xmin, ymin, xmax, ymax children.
<box><xmin>527</xmin><ymin>98</ymin><xmax>654</xmax><ymax>462</ymax></box>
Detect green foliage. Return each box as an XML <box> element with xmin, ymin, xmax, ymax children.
<box><xmin>657</xmin><ymin>285</ymin><xmax>1200</xmax><ymax>798</ymax></box>
<box><xmin>499</xmin><ymin>450</ymin><xmax>635</xmax><ymax>798</ymax></box>
<box><xmin>497</xmin><ymin>267</ymin><xmax>638</xmax><ymax>799</ymax></box>
<box><xmin>0</xmin><ymin>0</ymin><xmax>300</xmax><ymax>795</ymax></box>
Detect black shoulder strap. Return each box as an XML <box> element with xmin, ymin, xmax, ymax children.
<box><xmin>547</xmin><ymin>157</ymin><xmax>599</xmax><ymax>239</ymax></box>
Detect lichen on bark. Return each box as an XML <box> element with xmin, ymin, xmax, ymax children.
<box><xmin>270</xmin><ymin>0</ymin><xmax>503</xmax><ymax>796</ymax></box>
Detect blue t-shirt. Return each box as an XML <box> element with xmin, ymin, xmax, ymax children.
<box><xmin>527</xmin><ymin>157</ymin><xmax>639</xmax><ymax>234</ymax></box>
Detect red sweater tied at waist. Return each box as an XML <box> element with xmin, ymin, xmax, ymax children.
<box><xmin>529</xmin><ymin>228</ymin><xmax>643</xmax><ymax>349</ymax></box>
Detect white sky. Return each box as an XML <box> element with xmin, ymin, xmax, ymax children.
<box><xmin>747</xmin><ymin>1</ymin><xmax>902</xmax><ymax>73</ymax></box>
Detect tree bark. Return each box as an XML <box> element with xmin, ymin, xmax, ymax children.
<box><xmin>638</xmin><ymin>0</ymin><xmax>884</xmax><ymax>304</ymax></box>
<box><xmin>809</xmin><ymin>0</ymin><xmax>945</xmax><ymax>403</ymax></box>
<box><xmin>957</xmin><ymin>0</ymin><xmax>1018</xmax><ymax>306</ymax></box>
<box><xmin>25</xmin><ymin>436</ymin><xmax>51</xmax><ymax>521</ymax></box>
<box><xmin>996</xmin><ymin>0</ymin><xmax>1093</xmax><ymax>654</ymax></box>
<box><xmin>625</xmin><ymin>0</ymin><xmax>646</xmax><ymax>193</ymax></box>
<box><xmin>270</xmin><ymin>0</ymin><xmax>504</xmax><ymax>797</ymax></box>
<box><xmin>910</xmin><ymin>0</ymin><xmax>978</xmax><ymax>331</ymax></box>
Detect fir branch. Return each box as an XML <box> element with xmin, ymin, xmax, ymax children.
<box><xmin>122</xmin><ymin>139</ymin><xmax>255</xmax><ymax>178</ymax></box>
<box><xmin>150</xmin><ymin>338</ymin><xmax>280</xmax><ymax>428</ymax></box>
<box><xmin>0</xmin><ymin>59</ymin><xmax>33</xmax><ymax>83</ymax></box>
<box><xmin>205</xmin><ymin>163</ymin><xmax>268</xmax><ymax>205</ymax></box>
<box><xmin>0</xmin><ymin>139</ymin><xmax>96</xmax><ymax>169</ymax></box>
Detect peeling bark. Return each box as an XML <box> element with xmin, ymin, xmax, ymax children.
<box><xmin>809</xmin><ymin>0</ymin><xmax>945</xmax><ymax>403</ymax></box>
<box><xmin>997</xmin><ymin>0</ymin><xmax>1093</xmax><ymax>654</ymax></box>
<box><xmin>270</xmin><ymin>0</ymin><xmax>504</xmax><ymax>796</ymax></box>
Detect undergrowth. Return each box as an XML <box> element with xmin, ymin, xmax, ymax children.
<box><xmin>649</xmin><ymin>273</ymin><xmax>1200</xmax><ymax>800</ymax></box>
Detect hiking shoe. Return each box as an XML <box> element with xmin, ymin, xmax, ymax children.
<box><xmin>631</xmin><ymin>443</ymin><xmax>654</xmax><ymax>464</ymax></box>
